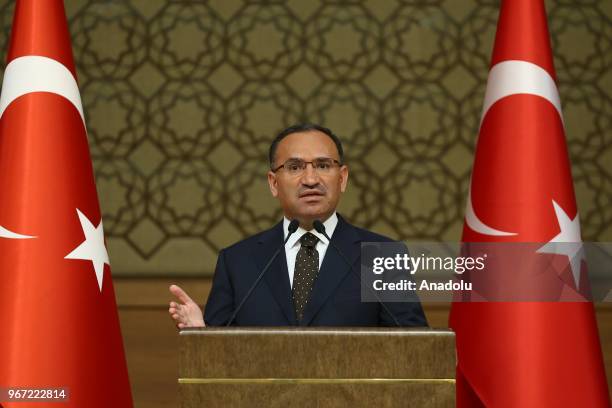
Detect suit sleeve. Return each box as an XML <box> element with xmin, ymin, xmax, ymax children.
<box><xmin>203</xmin><ymin>249</ymin><xmax>235</xmax><ymax>326</ymax></box>
<box><xmin>376</xmin><ymin>241</ymin><xmax>428</xmax><ymax>327</ymax></box>
<box><xmin>379</xmin><ymin>299</ymin><xmax>428</xmax><ymax>327</ymax></box>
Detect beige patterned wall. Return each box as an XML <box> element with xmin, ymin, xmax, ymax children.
<box><xmin>1</xmin><ymin>0</ymin><xmax>610</xmax><ymax>276</ymax></box>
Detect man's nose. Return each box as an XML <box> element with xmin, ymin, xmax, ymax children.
<box><xmin>301</xmin><ymin>163</ymin><xmax>321</xmax><ymax>186</ymax></box>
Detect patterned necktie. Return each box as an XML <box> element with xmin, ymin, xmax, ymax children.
<box><xmin>292</xmin><ymin>232</ymin><xmax>319</xmax><ymax>322</ymax></box>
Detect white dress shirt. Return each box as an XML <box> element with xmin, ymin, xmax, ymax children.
<box><xmin>283</xmin><ymin>213</ymin><xmax>339</xmax><ymax>289</ymax></box>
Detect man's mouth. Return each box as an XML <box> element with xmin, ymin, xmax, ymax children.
<box><xmin>299</xmin><ymin>190</ymin><xmax>324</xmax><ymax>198</ymax></box>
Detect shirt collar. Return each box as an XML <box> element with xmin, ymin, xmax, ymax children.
<box><xmin>283</xmin><ymin>212</ymin><xmax>338</xmax><ymax>249</ymax></box>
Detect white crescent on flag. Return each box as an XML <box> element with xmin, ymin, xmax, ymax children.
<box><xmin>0</xmin><ymin>225</ymin><xmax>36</xmax><ymax>239</ymax></box>
<box><xmin>0</xmin><ymin>55</ymin><xmax>84</xmax><ymax>123</ymax></box>
<box><xmin>466</xmin><ymin>59</ymin><xmax>563</xmax><ymax>236</ymax></box>
<box><xmin>0</xmin><ymin>55</ymin><xmax>84</xmax><ymax>240</ymax></box>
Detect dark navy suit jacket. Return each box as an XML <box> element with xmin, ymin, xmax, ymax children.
<box><xmin>204</xmin><ymin>215</ymin><xmax>427</xmax><ymax>327</ymax></box>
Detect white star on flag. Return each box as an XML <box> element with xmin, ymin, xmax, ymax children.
<box><xmin>65</xmin><ymin>209</ymin><xmax>110</xmax><ymax>292</ymax></box>
<box><xmin>537</xmin><ymin>200</ymin><xmax>584</xmax><ymax>288</ymax></box>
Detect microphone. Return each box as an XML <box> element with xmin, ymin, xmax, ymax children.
<box><xmin>312</xmin><ymin>220</ymin><xmax>401</xmax><ymax>327</ymax></box>
<box><xmin>226</xmin><ymin>219</ymin><xmax>300</xmax><ymax>326</ymax></box>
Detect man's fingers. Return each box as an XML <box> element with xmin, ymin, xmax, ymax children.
<box><xmin>169</xmin><ymin>284</ymin><xmax>193</xmax><ymax>304</ymax></box>
<box><xmin>169</xmin><ymin>284</ymin><xmax>205</xmax><ymax>330</ymax></box>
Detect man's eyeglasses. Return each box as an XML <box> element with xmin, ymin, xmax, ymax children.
<box><xmin>272</xmin><ymin>158</ymin><xmax>342</xmax><ymax>176</ymax></box>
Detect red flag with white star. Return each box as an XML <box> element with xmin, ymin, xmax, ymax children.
<box><xmin>0</xmin><ymin>1</ymin><xmax>132</xmax><ymax>406</ymax></box>
<box><xmin>449</xmin><ymin>1</ymin><xmax>610</xmax><ymax>407</ymax></box>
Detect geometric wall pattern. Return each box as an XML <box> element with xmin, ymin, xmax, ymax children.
<box><xmin>0</xmin><ymin>0</ymin><xmax>610</xmax><ymax>275</ymax></box>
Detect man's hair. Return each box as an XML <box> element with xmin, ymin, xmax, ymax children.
<box><xmin>269</xmin><ymin>123</ymin><xmax>344</xmax><ymax>168</ymax></box>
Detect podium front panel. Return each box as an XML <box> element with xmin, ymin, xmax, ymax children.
<box><xmin>178</xmin><ymin>327</ymin><xmax>455</xmax><ymax>407</ymax></box>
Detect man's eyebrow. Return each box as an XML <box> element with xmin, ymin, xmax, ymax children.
<box><xmin>283</xmin><ymin>156</ymin><xmax>338</xmax><ymax>161</ymax></box>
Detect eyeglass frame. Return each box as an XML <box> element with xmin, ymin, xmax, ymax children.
<box><xmin>271</xmin><ymin>157</ymin><xmax>344</xmax><ymax>174</ymax></box>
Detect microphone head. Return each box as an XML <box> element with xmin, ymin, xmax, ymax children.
<box><xmin>288</xmin><ymin>219</ymin><xmax>300</xmax><ymax>234</ymax></box>
<box><xmin>312</xmin><ymin>220</ymin><xmax>325</xmax><ymax>234</ymax></box>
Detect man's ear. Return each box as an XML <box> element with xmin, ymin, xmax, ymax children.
<box><xmin>340</xmin><ymin>165</ymin><xmax>349</xmax><ymax>193</ymax></box>
<box><xmin>268</xmin><ymin>171</ymin><xmax>279</xmax><ymax>197</ymax></box>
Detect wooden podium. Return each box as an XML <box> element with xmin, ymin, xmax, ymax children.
<box><xmin>178</xmin><ymin>327</ymin><xmax>455</xmax><ymax>407</ymax></box>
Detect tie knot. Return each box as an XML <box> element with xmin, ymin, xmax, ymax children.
<box><xmin>300</xmin><ymin>232</ymin><xmax>319</xmax><ymax>248</ymax></box>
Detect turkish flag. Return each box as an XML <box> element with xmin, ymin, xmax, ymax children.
<box><xmin>0</xmin><ymin>1</ymin><xmax>132</xmax><ymax>407</ymax></box>
<box><xmin>449</xmin><ymin>1</ymin><xmax>610</xmax><ymax>407</ymax></box>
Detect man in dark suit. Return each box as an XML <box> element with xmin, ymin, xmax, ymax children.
<box><xmin>168</xmin><ymin>124</ymin><xmax>427</xmax><ymax>327</ymax></box>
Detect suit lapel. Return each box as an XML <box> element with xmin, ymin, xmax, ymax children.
<box><xmin>300</xmin><ymin>216</ymin><xmax>359</xmax><ymax>326</ymax></box>
<box><xmin>256</xmin><ymin>222</ymin><xmax>296</xmax><ymax>325</ymax></box>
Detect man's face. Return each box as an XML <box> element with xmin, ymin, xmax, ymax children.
<box><xmin>268</xmin><ymin>130</ymin><xmax>348</xmax><ymax>226</ymax></box>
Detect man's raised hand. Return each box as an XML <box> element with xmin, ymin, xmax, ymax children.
<box><xmin>168</xmin><ymin>284</ymin><xmax>205</xmax><ymax>329</ymax></box>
